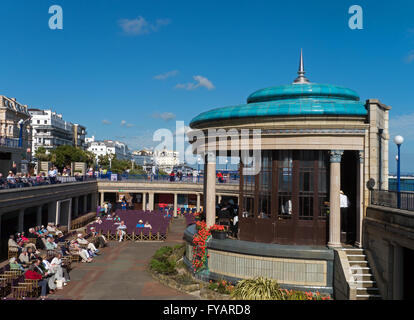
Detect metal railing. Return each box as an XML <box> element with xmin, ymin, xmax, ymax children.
<box><xmin>371</xmin><ymin>189</ymin><xmax>414</xmax><ymax>212</ymax></box>
<box><xmin>0</xmin><ymin>137</ymin><xmax>20</xmax><ymax>148</ymax></box>
<box><xmin>97</xmin><ymin>172</ymin><xmax>240</xmax><ymax>184</ymax></box>
<box><xmin>0</xmin><ymin>175</ymin><xmax>96</xmax><ymax>190</ymax></box>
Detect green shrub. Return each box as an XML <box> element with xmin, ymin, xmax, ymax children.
<box><xmin>231</xmin><ymin>277</ymin><xmax>283</xmax><ymax>300</ymax></box>
<box><xmin>175</xmin><ymin>273</ymin><xmax>197</xmax><ymax>285</ymax></box>
<box><xmin>149</xmin><ymin>258</ymin><xmax>177</xmax><ymax>275</ymax></box>
<box><xmin>153</xmin><ymin>246</ymin><xmax>173</xmax><ymax>261</ymax></box>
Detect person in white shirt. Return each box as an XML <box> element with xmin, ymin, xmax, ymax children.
<box><xmin>117</xmin><ymin>221</ymin><xmax>127</xmax><ymax>242</ymax></box>
<box><xmin>340</xmin><ymin>190</ymin><xmax>351</xmax><ymax>239</ymax></box>
<box><xmin>76</xmin><ymin>234</ymin><xmax>99</xmax><ymax>254</ymax></box>
<box><xmin>51</xmin><ymin>253</ymin><xmax>70</xmax><ymax>283</ymax></box>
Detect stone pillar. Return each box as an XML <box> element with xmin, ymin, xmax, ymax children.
<box><xmin>205</xmin><ymin>152</ymin><xmax>216</xmax><ymax>228</ymax></box>
<box><xmin>196</xmin><ymin>193</ymin><xmax>201</xmax><ymax>212</ymax></box>
<box><xmin>142</xmin><ymin>192</ymin><xmax>147</xmax><ymax>210</ymax></box>
<box><xmin>18</xmin><ymin>208</ymin><xmax>24</xmax><ymax>233</ymax></box>
<box><xmin>174</xmin><ymin>193</ymin><xmax>178</xmax><ymax>217</ymax></box>
<box><xmin>355</xmin><ymin>150</ymin><xmax>364</xmax><ymax>248</ymax></box>
<box><xmin>48</xmin><ymin>201</ymin><xmax>57</xmax><ymax>224</ymax></box>
<box><xmin>83</xmin><ymin>195</ymin><xmax>88</xmax><ymax>213</ymax></box>
<box><xmin>91</xmin><ymin>192</ymin><xmax>97</xmax><ymax>212</ymax></box>
<box><xmin>100</xmin><ymin>192</ymin><xmax>105</xmax><ymax>206</ymax></box>
<box><xmin>36</xmin><ymin>205</ymin><xmax>42</xmax><ymax>226</ymax></box>
<box><xmin>73</xmin><ymin>197</ymin><xmax>79</xmax><ymax>218</ymax></box>
<box><xmin>392</xmin><ymin>244</ymin><xmax>404</xmax><ymax>300</ymax></box>
<box><xmin>148</xmin><ymin>192</ymin><xmax>154</xmax><ymax>211</ymax></box>
<box><xmin>328</xmin><ymin>150</ymin><xmax>343</xmax><ymax>248</ymax></box>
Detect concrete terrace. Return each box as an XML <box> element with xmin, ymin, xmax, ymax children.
<box><xmin>52</xmin><ymin>217</ymin><xmax>198</xmax><ymax>300</ymax></box>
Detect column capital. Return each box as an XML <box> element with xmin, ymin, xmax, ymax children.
<box><xmin>358</xmin><ymin>150</ymin><xmax>364</xmax><ymax>163</ymax></box>
<box><xmin>205</xmin><ymin>151</ymin><xmax>216</xmax><ymax>164</ymax></box>
<box><xmin>330</xmin><ymin>150</ymin><xmax>344</xmax><ymax>163</ymax></box>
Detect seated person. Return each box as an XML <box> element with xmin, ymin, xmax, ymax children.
<box><xmin>76</xmin><ymin>233</ymin><xmax>99</xmax><ymax>255</ymax></box>
<box><xmin>69</xmin><ymin>240</ymin><xmax>93</xmax><ymax>263</ymax></box>
<box><xmin>26</xmin><ymin>247</ymin><xmax>38</xmax><ymax>262</ymax></box>
<box><xmin>18</xmin><ymin>248</ymin><xmax>31</xmax><ymax>269</ymax></box>
<box><xmin>105</xmin><ymin>214</ymin><xmax>113</xmax><ymax>220</ymax></box>
<box><xmin>136</xmin><ymin>220</ymin><xmax>145</xmax><ymax>228</ymax></box>
<box><xmin>9</xmin><ymin>257</ymin><xmax>24</xmax><ymax>271</ymax></box>
<box><xmin>45</xmin><ymin>236</ymin><xmax>60</xmax><ymax>254</ymax></box>
<box><xmin>51</xmin><ymin>253</ymin><xmax>70</xmax><ymax>283</ymax></box>
<box><xmin>8</xmin><ymin>234</ymin><xmax>22</xmax><ymax>255</ymax></box>
<box><xmin>25</xmin><ymin>263</ymin><xmax>50</xmax><ymax>299</ymax></box>
<box><xmin>117</xmin><ymin>221</ymin><xmax>127</xmax><ymax>242</ymax></box>
<box><xmin>90</xmin><ymin>227</ymin><xmax>107</xmax><ymax>248</ymax></box>
<box><xmin>114</xmin><ymin>215</ymin><xmax>121</xmax><ymax>223</ymax></box>
<box><xmin>144</xmin><ymin>221</ymin><xmax>152</xmax><ymax>230</ymax></box>
<box><xmin>96</xmin><ymin>217</ymin><xmax>103</xmax><ymax>224</ymax></box>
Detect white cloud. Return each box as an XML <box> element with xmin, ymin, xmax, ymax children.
<box><xmin>121</xmin><ymin>120</ymin><xmax>134</xmax><ymax>127</ymax></box>
<box><xmin>153</xmin><ymin>70</ymin><xmax>179</xmax><ymax>80</ymax></box>
<box><xmin>175</xmin><ymin>75</ymin><xmax>215</xmax><ymax>91</ymax></box>
<box><xmin>118</xmin><ymin>16</ymin><xmax>171</xmax><ymax>36</ymax></box>
<box><xmin>152</xmin><ymin>112</ymin><xmax>176</xmax><ymax>121</ymax></box>
<box><xmin>102</xmin><ymin>119</ymin><xmax>111</xmax><ymax>125</ymax></box>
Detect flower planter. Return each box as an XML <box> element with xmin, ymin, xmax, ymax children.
<box><xmin>211</xmin><ymin>230</ymin><xmax>227</xmax><ymax>240</ymax></box>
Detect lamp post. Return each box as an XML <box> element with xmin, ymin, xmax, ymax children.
<box><xmin>394</xmin><ymin>135</ymin><xmax>404</xmax><ymax>209</ymax></box>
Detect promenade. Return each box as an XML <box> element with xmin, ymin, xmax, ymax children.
<box><xmin>53</xmin><ymin>217</ymin><xmax>197</xmax><ymax>300</ymax></box>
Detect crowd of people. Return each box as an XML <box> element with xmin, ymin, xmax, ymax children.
<box><xmin>0</xmin><ymin>163</ymin><xmax>96</xmax><ymax>190</ymax></box>
<box><xmin>6</xmin><ymin>221</ymin><xmax>107</xmax><ymax>299</ymax></box>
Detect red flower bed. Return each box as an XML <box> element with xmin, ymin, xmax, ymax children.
<box><xmin>192</xmin><ymin>221</ymin><xmax>211</xmax><ymax>272</ymax></box>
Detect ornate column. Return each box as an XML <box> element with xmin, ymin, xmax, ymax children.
<box><xmin>174</xmin><ymin>193</ymin><xmax>178</xmax><ymax>217</ymax></box>
<box><xmin>142</xmin><ymin>192</ymin><xmax>147</xmax><ymax>210</ymax></box>
<box><xmin>355</xmin><ymin>150</ymin><xmax>364</xmax><ymax>248</ymax></box>
<box><xmin>18</xmin><ymin>208</ymin><xmax>24</xmax><ymax>233</ymax></box>
<box><xmin>205</xmin><ymin>152</ymin><xmax>216</xmax><ymax>228</ymax></box>
<box><xmin>328</xmin><ymin>150</ymin><xmax>343</xmax><ymax>247</ymax></box>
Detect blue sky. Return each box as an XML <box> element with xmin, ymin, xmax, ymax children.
<box><xmin>1</xmin><ymin>0</ymin><xmax>414</xmax><ymax>172</ymax></box>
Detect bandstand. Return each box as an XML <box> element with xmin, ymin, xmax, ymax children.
<box><xmin>184</xmin><ymin>51</ymin><xmax>391</xmax><ymax>295</ymax></box>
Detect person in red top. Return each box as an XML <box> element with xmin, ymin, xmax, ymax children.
<box><xmin>25</xmin><ymin>260</ymin><xmax>48</xmax><ymax>299</ymax></box>
<box><xmin>217</xmin><ymin>171</ymin><xmax>224</xmax><ymax>183</ymax></box>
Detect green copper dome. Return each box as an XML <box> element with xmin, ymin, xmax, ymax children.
<box><xmin>190</xmin><ymin>82</ymin><xmax>367</xmax><ymax>128</ymax></box>
<box><xmin>190</xmin><ymin>52</ymin><xmax>368</xmax><ymax>128</ymax></box>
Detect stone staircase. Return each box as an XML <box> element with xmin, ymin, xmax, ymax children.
<box><xmin>342</xmin><ymin>248</ymin><xmax>382</xmax><ymax>300</ymax></box>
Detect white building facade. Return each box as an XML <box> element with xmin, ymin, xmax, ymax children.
<box><xmin>29</xmin><ymin>109</ymin><xmax>80</xmax><ymax>154</ymax></box>
<box><xmin>87</xmin><ymin>137</ymin><xmax>131</xmax><ymax>161</ymax></box>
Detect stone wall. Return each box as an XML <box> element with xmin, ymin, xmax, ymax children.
<box><xmin>363</xmin><ymin>205</ymin><xmax>414</xmax><ymax>299</ymax></box>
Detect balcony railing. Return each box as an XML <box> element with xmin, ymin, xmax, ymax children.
<box><xmin>371</xmin><ymin>189</ymin><xmax>414</xmax><ymax>212</ymax></box>
<box><xmin>0</xmin><ymin>137</ymin><xmax>21</xmax><ymax>148</ymax></box>
<box><xmin>97</xmin><ymin>172</ymin><xmax>240</xmax><ymax>185</ymax></box>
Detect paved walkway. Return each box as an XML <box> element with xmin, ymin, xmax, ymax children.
<box><xmin>53</xmin><ymin>217</ymin><xmax>197</xmax><ymax>300</ymax></box>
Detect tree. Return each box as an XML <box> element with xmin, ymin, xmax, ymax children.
<box><xmin>34</xmin><ymin>146</ymin><xmax>51</xmax><ymax>161</ymax></box>
<box><xmin>49</xmin><ymin>145</ymin><xmax>91</xmax><ymax>170</ymax></box>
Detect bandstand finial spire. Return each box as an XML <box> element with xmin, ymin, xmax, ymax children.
<box><xmin>293</xmin><ymin>48</ymin><xmax>310</xmax><ymax>84</ymax></box>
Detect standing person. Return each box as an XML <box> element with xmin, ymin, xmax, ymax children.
<box><xmin>340</xmin><ymin>190</ymin><xmax>351</xmax><ymax>242</ymax></box>
<box><xmin>121</xmin><ymin>199</ymin><xmax>127</xmax><ymax>211</ymax></box>
<box><xmin>217</xmin><ymin>171</ymin><xmax>224</xmax><ymax>183</ymax></box>
<box><xmin>11</xmin><ymin>162</ymin><xmax>17</xmax><ymax>175</ymax></box>
<box><xmin>169</xmin><ymin>171</ymin><xmax>175</xmax><ymax>182</ymax></box>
